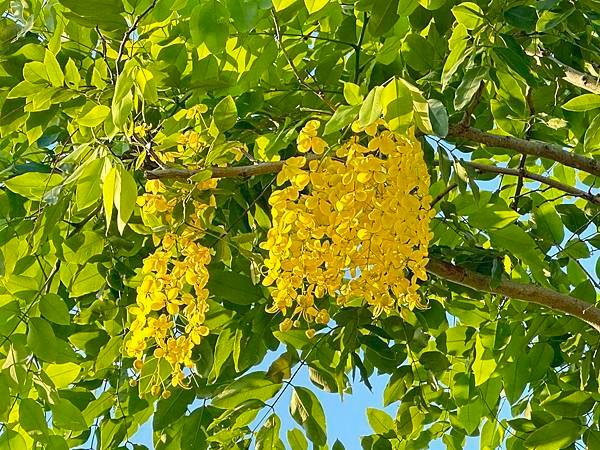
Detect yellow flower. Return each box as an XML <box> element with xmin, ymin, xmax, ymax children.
<box><xmin>261</xmin><ymin>123</ymin><xmax>431</xmax><ymax>331</ymax></box>
<box><xmin>297</xmin><ymin>120</ymin><xmax>328</xmax><ymax>154</ymax></box>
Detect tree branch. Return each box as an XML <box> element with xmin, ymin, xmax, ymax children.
<box><xmin>447</xmin><ymin>125</ymin><xmax>600</xmax><ymax>177</ymax></box>
<box><xmin>147</xmin><ymin>152</ymin><xmax>600</xmax><ymax>207</ymax></box>
<box><xmin>115</xmin><ymin>0</ymin><xmax>158</xmax><ymax>76</ymax></box>
<box><xmin>465</xmin><ymin>160</ymin><xmax>600</xmax><ymax>206</ymax></box>
<box><xmin>431</xmin><ymin>183</ymin><xmax>458</xmax><ymax>207</ymax></box>
<box><xmin>145</xmin><ymin>154</ymin><xmax>322</xmax><ymax>180</ymax></box>
<box><xmin>271</xmin><ymin>10</ymin><xmax>335</xmax><ymax>112</ymax></box>
<box><xmin>459</xmin><ymin>80</ymin><xmax>485</xmax><ymax>128</ymax></box>
<box><xmin>426</xmin><ymin>257</ymin><xmax>600</xmax><ymax>332</ymax></box>
<box><xmin>528</xmin><ymin>50</ymin><xmax>600</xmax><ymax>94</ymax></box>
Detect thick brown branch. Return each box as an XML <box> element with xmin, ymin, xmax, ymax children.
<box><xmin>447</xmin><ymin>125</ymin><xmax>600</xmax><ymax>177</ymax></box>
<box><xmin>466</xmin><ymin>160</ymin><xmax>600</xmax><ymax>206</ymax></box>
<box><xmin>426</xmin><ymin>258</ymin><xmax>600</xmax><ymax>332</ymax></box>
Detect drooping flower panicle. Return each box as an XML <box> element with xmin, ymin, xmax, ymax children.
<box><xmin>261</xmin><ymin>120</ymin><xmax>433</xmax><ymax>331</ymax></box>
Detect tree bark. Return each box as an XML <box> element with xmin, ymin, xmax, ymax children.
<box><xmin>447</xmin><ymin>125</ymin><xmax>600</xmax><ymax>178</ymax></box>
<box><xmin>426</xmin><ymin>258</ymin><xmax>600</xmax><ymax>332</ymax></box>
<box><xmin>464</xmin><ymin>160</ymin><xmax>600</xmax><ymax>206</ymax></box>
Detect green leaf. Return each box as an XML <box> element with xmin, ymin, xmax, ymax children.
<box><xmin>206</xmin><ymin>269</ymin><xmax>263</xmax><ymax>305</ymax></box>
<box><xmin>536</xmin><ymin>9</ymin><xmax>573</xmax><ymax>32</ymax></box>
<box><xmin>44</xmin><ymin>49</ymin><xmax>64</xmax><ymax>87</ymax></box>
<box><xmin>209</xmin><ymin>327</ymin><xmax>235</xmax><ymax>381</ymax></box>
<box><xmin>504</xmin><ymin>6</ymin><xmax>537</xmax><ymax>31</ymax></box>
<box><xmin>27</xmin><ymin>317</ymin><xmax>57</xmax><ymax>362</ymax></box>
<box><xmin>68</xmin><ymin>264</ymin><xmax>105</xmax><ymax>297</ymax></box>
<box><xmin>290</xmin><ymin>386</ymin><xmax>327</xmax><ymax>446</ymax></box>
<box><xmin>523</xmin><ymin>419</ymin><xmax>582</xmax><ymax>450</ymax></box>
<box><xmin>457</xmin><ymin>399</ymin><xmax>483</xmax><ymax>434</ymax></box>
<box><xmin>114</xmin><ymin>167</ymin><xmax>137</xmax><ymax>234</ymax></box>
<box><xmin>39</xmin><ymin>293</ymin><xmax>70</xmax><ymax>325</ymax></box>
<box><xmin>442</xmin><ymin>26</ymin><xmax>469</xmax><ymax>88</ymax></box>
<box><xmin>454</xmin><ymin>67</ymin><xmax>486</xmax><ymax>110</ymax></box>
<box><xmin>78</xmin><ymin>104</ymin><xmax>110</xmax><ymax>128</ymax></box>
<box><xmin>103</xmin><ymin>166</ymin><xmax>117</xmax><ymax>226</ymax></box>
<box><xmin>427</xmin><ymin>99</ymin><xmax>448</xmax><ymax>137</ymax></box>
<box><xmin>20</xmin><ymin>398</ymin><xmax>48</xmax><ymax>436</ymax></box>
<box><xmin>64</xmin><ymin>58</ymin><xmax>81</xmax><ymax>87</ymax></box>
<box><xmin>111</xmin><ymin>61</ymin><xmax>136</xmax><ymax>128</ymax></box>
<box><xmin>211</xmin><ymin>372</ymin><xmax>282</xmax><ymax>409</ymax></box>
<box><xmin>343</xmin><ymin>82</ymin><xmax>362</xmax><ymax>106</ymax></box>
<box><xmin>467</xmin><ymin>206</ymin><xmax>519</xmax><ymax>230</ymax></box>
<box><xmin>59</xmin><ymin>0</ymin><xmax>126</xmax><ymax>31</ymax></box>
<box><xmin>368</xmin><ymin>0</ymin><xmax>400</xmax><ymax>37</ymax></box>
<box><xmin>304</xmin><ymin>0</ymin><xmax>328</xmax><ymax>14</ymax></box>
<box><xmin>190</xmin><ymin>2</ymin><xmax>229</xmax><ymax>53</ymax></box>
<box><xmin>154</xmin><ymin>388</ymin><xmax>195</xmax><ymax>430</ymax></box>
<box><xmin>366</xmin><ymin>408</ymin><xmax>394</xmax><ymax>435</ymax></box>
<box><xmin>324</xmin><ymin>105</ymin><xmax>360</xmax><ymax>135</ymax></box>
<box><xmin>332</xmin><ymin>439</ymin><xmax>346</xmax><ymax>450</ymax></box>
<box><xmin>540</xmin><ymin>391</ymin><xmax>594</xmax><ymax>417</ymax></box>
<box><xmin>584</xmin><ymin>113</ymin><xmax>600</xmax><ymax>152</ymax></box>
<box><xmin>359</xmin><ymin>86</ymin><xmax>384</xmax><ymax>127</ymax></box>
<box><xmin>7</xmin><ymin>80</ymin><xmax>40</xmax><ymax>99</ymax></box>
<box><xmin>419</xmin><ymin>351</ymin><xmax>451</xmax><ymax>373</ymax></box>
<box><xmin>256</xmin><ymin>414</ymin><xmax>285</xmax><ymax>450</ymax></box>
<box><xmin>266</xmin><ymin>354</ymin><xmax>292</xmax><ymax>383</ymax></box>
<box><xmin>211</xmin><ymin>95</ymin><xmax>237</xmax><ymax>134</ymax></box>
<box><xmin>287</xmin><ymin>428</ymin><xmax>308</xmax><ymax>450</ymax></box>
<box><xmin>402</xmin><ymin>34</ymin><xmax>434</xmax><ymax>72</ymax></box>
<box><xmin>0</xmin><ymin>430</ymin><xmax>27</xmax><ymax>450</ymax></box>
<box><xmin>273</xmin><ymin>0</ymin><xmax>297</xmax><ymax>11</ymax></box>
<box><xmin>76</xmin><ymin>158</ymin><xmax>107</xmax><ymax>210</ymax></box>
<box><xmin>489</xmin><ymin>224</ymin><xmax>546</xmax><ymax>282</ymax></box>
<box><xmin>51</xmin><ymin>399</ymin><xmax>88</xmax><ymax>431</ymax></box>
<box><xmin>4</xmin><ymin>172</ymin><xmax>63</xmax><ymax>202</ymax></box>
<box><xmin>381</xmin><ymin>78</ymin><xmax>413</xmax><ymax>133</ymax></box>
<box><xmin>562</xmin><ymin>94</ymin><xmax>600</xmax><ymax>111</ymax></box>
<box><xmin>62</xmin><ymin>231</ymin><xmax>105</xmax><ymax>265</ymax></box>
<box><xmin>400</xmin><ymin>79</ymin><xmax>433</xmax><ymax>134</ymax></box>
<box><xmin>533</xmin><ymin>203</ymin><xmax>564</xmax><ymax>243</ymax></box>
<box><xmin>45</xmin><ymin>363</ymin><xmax>81</xmax><ymax>388</ymax></box>
<box><xmin>472</xmin><ymin>335</ymin><xmax>496</xmax><ymax>386</ymax></box>
<box><xmin>180</xmin><ymin>408</ymin><xmax>208</xmax><ymax>450</ymax></box>
<box><xmin>481</xmin><ymin>418</ymin><xmax>504</xmax><ymax>449</ymax></box>
<box><xmin>451</xmin><ymin>2</ymin><xmax>483</xmax><ymax>30</ymax></box>
<box><xmin>273</xmin><ymin>330</ymin><xmax>311</xmax><ymax>349</ymax></box>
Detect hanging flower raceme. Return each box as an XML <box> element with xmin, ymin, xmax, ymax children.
<box><xmin>127</xmin><ymin>179</ymin><xmax>216</xmax><ymax>396</ymax></box>
<box><xmin>261</xmin><ymin>120</ymin><xmax>433</xmax><ymax>334</ymax></box>
<box><xmin>126</xmin><ymin>105</ymin><xmax>223</xmax><ymax>396</ymax></box>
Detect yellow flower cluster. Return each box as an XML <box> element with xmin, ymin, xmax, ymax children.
<box><xmin>261</xmin><ymin>120</ymin><xmax>432</xmax><ymax>332</ymax></box>
<box><xmin>129</xmin><ymin>177</ymin><xmax>216</xmax><ymax>394</ymax></box>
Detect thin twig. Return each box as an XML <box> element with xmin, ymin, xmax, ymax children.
<box><xmin>512</xmin><ymin>88</ymin><xmax>536</xmax><ymax>210</ymax></box>
<box><xmin>115</xmin><ymin>0</ymin><xmax>158</xmax><ymax>76</ymax></box>
<box><xmin>431</xmin><ymin>183</ymin><xmax>458</xmax><ymax>207</ymax></box>
<box><xmin>270</xmin><ymin>9</ymin><xmax>335</xmax><ymax>112</ymax></box>
<box><xmin>95</xmin><ymin>26</ymin><xmax>114</xmax><ymax>82</ymax></box>
<box><xmin>459</xmin><ymin>81</ymin><xmax>485</xmax><ymax>128</ymax></box>
<box><xmin>354</xmin><ymin>12</ymin><xmax>369</xmax><ymax>84</ymax></box>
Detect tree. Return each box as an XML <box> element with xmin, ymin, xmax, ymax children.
<box><xmin>0</xmin><ymin>0</ymin><xmax>599</xmax><ymax>448</ymax></box>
